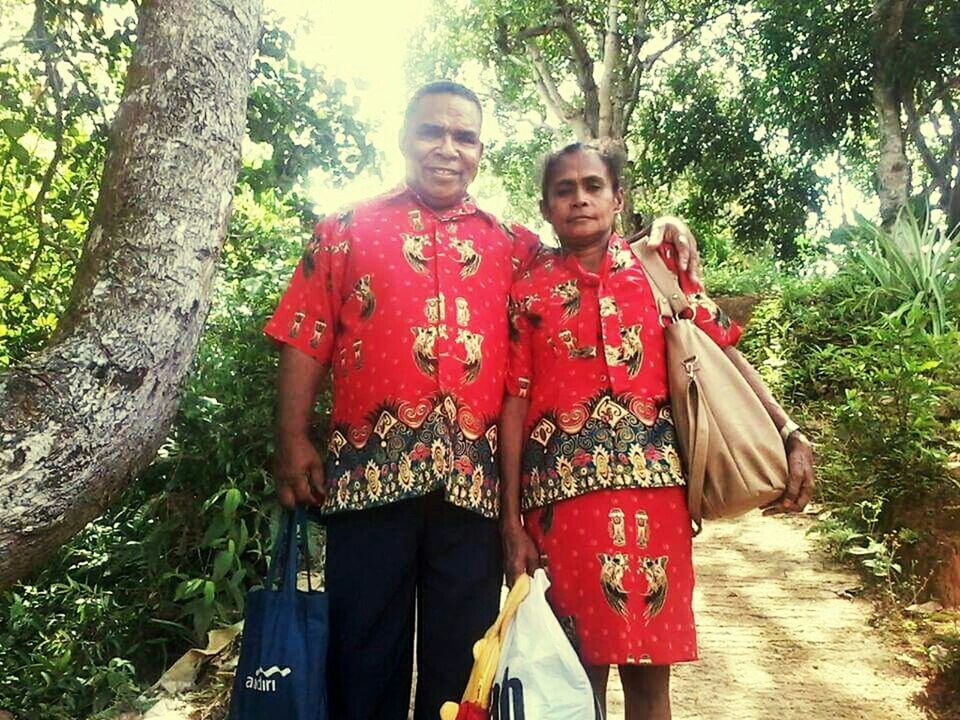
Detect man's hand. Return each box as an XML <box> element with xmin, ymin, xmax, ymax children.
<box><xmin>274</xmin><ymin>434</ymin><xmax>326</xmax><ymax>508</ymax></box>
<box><xmin>501</xmin><ymin>519</ymin><xmax>540</xmax><ymax>588</ymax></box>
<box><xmin>764</xmin><ymin>432</ymin><xmax>815</xmax><ymax>515</ymax></box>
<box><xmin>647</xmin><ymin>215</ymin><xmax>702</xmax><ymax>284</ymax></box>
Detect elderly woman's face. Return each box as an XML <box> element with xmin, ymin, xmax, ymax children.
<box><xmin>541</xmin><ymin>151</ymin><xmax>623</xmax><ymax>246</ymax></box>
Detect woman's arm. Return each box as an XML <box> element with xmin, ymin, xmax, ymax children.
<box><xmin>723</xmin><ymin>346</ymin><xmax>816</xmax><ymax>513</ymax></box>
<box><xmin>499</xmin><ymin>394</ymin><xmax>539</xmax><ymax>587</ymax></box>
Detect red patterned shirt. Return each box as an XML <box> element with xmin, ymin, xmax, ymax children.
<box><xmin>265</xmin><ymin>186</ymin><xmax>539</xmax><ymax>518</ymax></box>
<box><xmin>507</xmin><ymin>233</ymin><xmax>742</xmax><ymax>511</ymax></box>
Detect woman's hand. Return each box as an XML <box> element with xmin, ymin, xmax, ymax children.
<box><xmin>647</xmin><ymin>216</ymin><xmax>702</xmax><ymax>285</ymax></box>
<box><xmin>764</xmin><ymin>432</ymin><xmax>816</xmax><ymax>514</ymax></box>
<box><xmin>501</xmin><ymin>519</ymin><xmax>541</xmax><ymax>588</ymax></box>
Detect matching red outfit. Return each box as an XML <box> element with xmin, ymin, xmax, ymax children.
<box><xmin>507</xmin><ymin>233</ymin><xmax>742</xmax><ymax>664</ymax></box>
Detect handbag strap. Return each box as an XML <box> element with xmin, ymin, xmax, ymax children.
<box><xmin>628</xmin><ymin>240</ymin><xmax>693</xmax><ymax>319</ymax></box>
<box><xmin>683</xmin><ymin>377</ymin><xmax>708</xmax><ymax>536</ymax></box>
<box><xmin>266</xmin><ymin>507</ymin><xmax>314</xmax><ymax>594</ymax></box>
<box><xmin>630</xmin><ymin>239</ymin><xmax>707</xmax><ymax>535</ymax></box>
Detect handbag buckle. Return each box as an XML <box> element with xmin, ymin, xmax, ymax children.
<box><xmin>682</xmin><ymin>356</ymin><xmax>699</xmax><ymax>378</ymax></box>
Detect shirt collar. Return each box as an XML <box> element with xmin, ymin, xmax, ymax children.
<box><xmin>561</xmin><ymin>232</ymin><xmax>622</xmax><ymax>286</ymax></box>
<box><xmin>390</xmin><ymin>182</ymin><xmax>492</xmax><ymax>224</ymax></box>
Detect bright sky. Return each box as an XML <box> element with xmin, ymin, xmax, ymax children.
<box><xmin>266</xmin><ymin>0</ymin><xmax>426</xmax><ymax>209</ymax></box>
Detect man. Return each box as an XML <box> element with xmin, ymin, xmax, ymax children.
<box><xmin>264</xmin><ymin>81</ymin><xmax>701</xmax><ymax>720</ymax></box>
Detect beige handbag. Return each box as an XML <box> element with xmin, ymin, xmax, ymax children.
<box><xmin>633</xmin><ymin>241</ymin><xmax>787</xmax><ymax>532</ymax></box>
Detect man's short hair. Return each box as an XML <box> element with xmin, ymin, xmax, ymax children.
<box><xmin>403</xmin><ymin>81</ymin><xmax>483</xmax><ymax>127</ymax></box>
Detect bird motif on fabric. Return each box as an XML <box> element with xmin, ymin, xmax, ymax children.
<box><xmin>352</xmin><ymin>275</ymin><xmax>376</xmax><ymax>320</ymax></box>
<box><xmin>449</xmin><ymin>236</ymin><xmax>481</xmax><ymax>278</ymax></box>
<box><xmin>618</xmin><ymin>324</ymin><xmax>644</xmax><ymax>377</ymax></box>
<box><xmin>309</xmin><ymin>320</ymin><xmax>327</xmax><ymax>348</ymax></box>
<box><xmin>556</xmin><ymin>456</ymin><xmax>576</xmax><ymax>495</ymax></box>
<box><xmin>300</xmin><ymin>221</ymin><xmax>327</xmax><ymax>277</ymax></box>
<box><xmin>551</xmin><ymin>279</ymin><xmax>581</xmax><ymax>320</ymax></box>
<box><xmin>640</xmin><ymin>555</ymin><xmax>669</xmax><ymax>620</ymax></box>
<box><xmin>455</xmin><ymin>328</ymin><xmax>484</xmax><ymax>383</ymax></box>
<box><xmin>611</xmin><ymin>245</ymin><xmax>635</xmax><ymax>272</ymax></box>
<box><xmin>410</xmin><ymin>325</ymin><xmax>440</xmax><ymax>377</ymax></box>
<box><xmin>289</xmin><ymin>311</ymin><xmax>305</xmax><ymax>338</ymax></box>
<box><xmin>402</xmin><ymin>233</ymin><xmax>432</xmax><ymax>274</ymax></box>
<box><xmin>598</xmin><ymin>552</ymin><xmax>630</xmax><ymax>617</ymax></box>
<box><xmin>558</xmin><ymin>329</ymin><xmax>596</xmax><ymax>359</ymax></box>
<box><xmin>599</xmin><ymin>295</ymin><xmax>619</xmax><ymax>318</ymax></box>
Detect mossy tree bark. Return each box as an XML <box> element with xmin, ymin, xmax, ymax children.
<box><xmin>0</xmin><ymin>0</ymin><xmax>263</xmax><ymax>588</ymax></box>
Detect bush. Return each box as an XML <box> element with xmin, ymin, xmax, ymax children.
<box><xmin>841</xmin><ymin>210</ymin><xmax>960</xmax><ymax>336</ymax></box>
<box><xmin>739</xmin><ymin>261</ymin><xmax>960</xmax><ymax>591</ymax></box>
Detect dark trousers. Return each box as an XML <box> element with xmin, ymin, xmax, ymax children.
<box><xmin>323</xmin><ymin>491</ymin><xmax>503</xmax><ymax>720</ymax></box>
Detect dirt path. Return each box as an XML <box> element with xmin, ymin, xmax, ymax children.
<box><xmin>605</xmin><ymin>512</ymin><xmax>926</xmax><ymax>720</ymax></box>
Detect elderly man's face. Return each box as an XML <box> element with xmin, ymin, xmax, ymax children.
<box><xmin>401</xmin><ymin>93</ymin><xmax>483</xmax><ymax>211</ymax></box>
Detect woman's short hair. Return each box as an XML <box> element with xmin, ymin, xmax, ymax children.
<box><xmin>540</xmin><ymin>143</ymin><xmax>623</xmax><ymax>203</ymax></box>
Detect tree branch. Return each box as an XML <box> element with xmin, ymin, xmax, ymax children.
<box><xmin>620</xmin><ymin>0</ymin><xmax>653</xmax><ymax>134</ymax></box>
<box><xmin>24</xmin><ymin>0</ymin><xmax>68</xmax><ymax>280</ymax></box>
<box><xmin>906</xmin><ymin>75</ymin><xmax>960</xmax><ymax>134</ymax></box>
<box><xmin>597</xmin><ymin>0</ymin><xmax>621</xmax><ymax>138</ymax></box>
<box><xmin>524</xmin><ymin>40</ymin><xmax>591</xmax><ymax>139</ymax></box>
<box><xmin>642</xmin><ymin>8</ymin><xmax>726</xmax><ymax>74</ymax></box>
<box><xmin>555</xmin><ymin>0</ymin><xmax>599</xmax><ymax>136</ymax></box>
<box><xmin>625</xmin><ymin>0</ymin><xmax>651</xmax><ymax>80</ymax></box>
<box><xmin>904</xmin><ymin>90</ymin><xmax>950</xmax><ymax>193</ymax></box>
<box><xmin>516</xmin><ymin>19</ymin><xmax>565</xmax><ymax>42</ymax></box>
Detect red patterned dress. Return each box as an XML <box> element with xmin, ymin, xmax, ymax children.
<box><xmin>506</xmin><ymin>233</ymin><xmax>742</xmax><ymax>665</ymax></box>
<box><xmin>265</xmin><ymin>185</ymin><xmax>539</xmax><ymax>518</ymax></box>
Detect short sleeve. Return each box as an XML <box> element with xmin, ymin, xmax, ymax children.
<box><xmin>509</xmin><ymin>223</ymin><xmax>543</xmax><ymax>277</ymax></box>
<box><xmin>656</xmin><ymin>244</ymin><xmax>743</xmax><ymax>348</ymax></box>
<box><xmin>505</xmin><ymin>284</ymin><xmax>534</xmax><ymax>398</ymax></box>
<box><xmin>263</xmin><ymin>216</ymin><xmax>345</xmax><ymax>364</ymax></box>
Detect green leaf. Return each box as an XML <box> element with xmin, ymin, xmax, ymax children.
<box><xmin>223</xmin><ymin>488</ymin><xmax>242</xmax><ymax>522</ymax></box>
<box><xmin>212</xmin><ymin>549</ymin><xmax>234</xmax><ymax>582</ymax></box>
<box><xmin>10</xmin><ymin>141</ymin><xmax>30</xmax><ymax>164</ymax></box>
<box><xmin>0</xmin><ymin>118</ymin><xmax>29</xmax><ymax>138</ymax></box>
<box><xmin>0</xmin><ymin>263</ymin><xmax>27</xmax><ymax>287</ymax></box>
<box><xmin>202</xmin><ymin>580</ymin><xmax>216</xmax><ymax>607</ymax></box>
<box><xmin>174</xmin><ymin>578</ymin><xmax>204</xmax><ymax>601</ymax></box>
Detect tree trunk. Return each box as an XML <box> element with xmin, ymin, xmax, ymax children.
<box><xmin>0</xmin><ymin>0</ymin><xmax>262</xmax><ymax>589</ymax></box>
<box><xmin>873</xmin><ymin>82</ymin><xmax>911</xmax><ymax>226</ymax></box>
<box><xmin>872</xmin><ymin>0</ymin><xmax>911</xmax><ymax>226</ymax></box>
<box><xmin>947</xmin><ymin>181</ymin><xmax>960</xmax><ymax>236</ymax></box>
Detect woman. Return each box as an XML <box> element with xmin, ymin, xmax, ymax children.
<box><xmin>499</xmin><ymin>143</ymin><xmax>815</xmax><ymax>719</ymax></box>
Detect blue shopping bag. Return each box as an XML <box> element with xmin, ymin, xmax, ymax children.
<box><xmin>228</xmin><ymin>507</ymin><xmax>328</xmax><ymax>720</ymax></box>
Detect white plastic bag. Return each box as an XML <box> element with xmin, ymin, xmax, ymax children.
<box><xmin>491</xmin><ymin>569</ymin><xmax>602</xmax><ymax>720</ymax></box>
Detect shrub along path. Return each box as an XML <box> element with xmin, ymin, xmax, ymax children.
<box><xmin>605</xmin><ymin>511</ymin><xmax>925</xmax><ymax>720</ymax></box>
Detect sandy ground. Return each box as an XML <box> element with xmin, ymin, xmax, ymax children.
<box><xmin>603</xmin><ymin>511</ymin><xmax>926</xmax><ymax>720</ymax></box>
